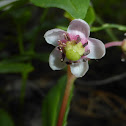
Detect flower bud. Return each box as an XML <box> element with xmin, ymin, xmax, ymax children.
<box><xmin>121</xmin><ymin>39</ymin><xmax>126</xmax><ymax>52</ymax></box>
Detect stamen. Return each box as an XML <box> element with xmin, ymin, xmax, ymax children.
<box><xmin>61</xmin><ymin>58</ymin><xmax>64</xmax><ymax>62</ymax></box>
<box><xmin>61</xmin><ymin>53</ymin><xmax>65</xmax><ymax>62</ymax></box>
<box><xmin>76</xmin><ymin>36</ymin><xmax>81</xmax><ymax>43</ymax></box>
<box><xmin>57</xmin><ymin>46</ymin><xmax>63</xmax><ymax>53</ymax></box>
<box><xmin>83</xmin><ymin>50</ymin><xmax>90</xmax><ymax>56</ymax></box>
<box><xmin>58</xmin><ymin>40</ymin><xmax>66</xmax><ymax>47</ymax></box>
<box><xmin>73</xmin><ymin>61</ymin><xmax>80</xmax><ymax>63</ymax></box>
<box><xmin>83</xmin><ymin>41</ymin><xmax>88</xmax><ymax>47</ymax></box>
<box><xmin>63</xmin><ymin>33</ymin><xmax>70</xmax><ymax>41</ymax></box>
<box><xmin>58</xmin><ymin>40</ymin><xmax>62</xmax><ymax>45</ymax></box>
<box><xmin>66</xmin><ymin>61</ymin><xmax>72</xmax><ymax>65</ymax></box>
<box><xmin>83</xmin><ymin>58</ymin><xmax>87</xmax><ymax>62</ymax></box>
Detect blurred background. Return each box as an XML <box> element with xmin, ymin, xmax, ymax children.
<box><xmin>0</xmin><ymin>0</ymin><xmax>126</xmax><ymax>126</ymax></box>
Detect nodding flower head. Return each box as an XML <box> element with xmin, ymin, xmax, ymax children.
<box><xmin>44</xmin><ymin>19</ymin><xmax>106</xmax><ymax>77</ymax></box>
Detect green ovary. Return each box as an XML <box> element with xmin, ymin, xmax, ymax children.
<box><xmin>64</xmin><ymin>41</ymin><xmax>85</xmax><ymax>61</ymax></box>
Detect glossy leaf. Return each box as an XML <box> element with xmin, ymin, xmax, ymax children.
<box><xmin>42</xmin><ymin>75</ymin><xmax>74</xmax><ymax>126</ymax></box>
<box><xmin>0</xmin><ymin>109</ymin><xmax>15</xmax><ymax>126</ymax></box>
<box><xmin>30</xmin><ymin>0</ymin><xmax>90</xmax><ymax>19</ymax></box>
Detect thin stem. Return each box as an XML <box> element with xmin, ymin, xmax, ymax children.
<box><xmin>29</xmin><ymin>8</ymin><xmax>49</xmax><ymax>52</ymax></box>
<box><xmin>20</xmin><ymin>72</ymin><xmax>28</xmax><ymax>106</ymax></box>
<box><xmin>18</xmin><ymin>72</ymin><xmax>28</xmax><ymax>126</ymax></box>
<box><xmin>96</xmin><ymin>15</ymin><xmax>118</xmax><ymax>41</ymax></box>
<box><xmin>105</xmin><ymin>41</ymin><xmax>122</xmax><ymax>48</ymax></box>
<box><xmin>17</xmin><ymin>24</ymin><xmax>24</xmax><ymax>54</ymax></box>
<box><xmin>57</xmin><ymin>65</ymin><xmax>76</xmax><ymax>126</ymax></box>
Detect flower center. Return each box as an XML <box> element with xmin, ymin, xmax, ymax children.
<box><xmin>64</xmin><ymin>41</ymin><xmax>85</xmax><ymax>61</ymax></box>
<box><xmin>57</xmin><ymin>33</ymin><xmax>90</xmax><ymax>64</ymax></box>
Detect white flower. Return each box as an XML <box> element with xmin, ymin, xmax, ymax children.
<box><xmin>44</xmin><ymin>19</ymin><xmax>106</xmax><ymax>77</ymax></box>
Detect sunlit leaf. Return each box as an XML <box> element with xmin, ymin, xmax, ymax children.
<box><xmin>0</xmin><ymin>109</ymin><xmax>15</xmax><ymax>126</ymax></box>
<box><xmin>30</xmin><ymin>0</ymin><xmax>90</xmax><ymax>19</ymax></box>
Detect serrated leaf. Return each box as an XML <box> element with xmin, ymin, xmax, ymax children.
<box><xmin>0</xmin><ymin>62</ymin><xmax>34</xmax><ymax>73</ymax></box>
<box><xmin>42</xmin><ymin>75</ymin><xmax>74</xmax><ymax>126</ymax></box>
<box><xmin>30</xmin><ymin>0</ymin><xmax>90</xmax><ymax>19</ymax></box>
<box><xmin>0</xmin><ymin>109</ymin><xmax>15</xmax><ymax>126</ymax></box>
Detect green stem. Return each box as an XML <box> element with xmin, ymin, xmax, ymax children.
<box><xmin>17</xmin><ymin>24</ymin><xmax>24</xmax><ymax>54</ymax></box>
<box><xmin>29</xmin><ymin>8</ymin><xmax>49</xmax><ymax>52</ymax></box>
<box><xmin>18</xmin><ymin>72</ymin><xmax>28</xmax><ymax>126</ymax></box>
<box><xmin>20</xmin><ymin>72</ymin><xmax>28</xmax><ymax>106</ymax></box>
<box><xmin>40</xmin><ymin>8</ymin><xmax>49</xmax><ymax>23</ymax></box>
<box><xmin>96</xmin><ymin>15</ymin><xmax>118</xmax><ymax>41</ymax></box>
<box><xmin>57</xmin><ymin>65</ymin><xmax>76</xmax><ymax>126</ymax></box>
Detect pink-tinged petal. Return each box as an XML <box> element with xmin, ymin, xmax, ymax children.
<box><xmin>87</xmin><ymin>38</ymin><xmax>106</xmax><ymax>59</ymax></box>
<box><xmin>44</xmin><ymin>29</ymin><xmax>66</xmax><ymax>46</ymax></box>
<box><xmin>67</xmin><ymin>19</ymin><xmax>90</xmax><ymax>39</ymax></box>
<box><xmin>70</xmin><ymin>61</ymin><xmax>89</xmax><ymax>77</ymax></box>
<box><xmin>49</xmin><ymin>47</ymin><xmax>67</xmax><ymax>70</ymax></box>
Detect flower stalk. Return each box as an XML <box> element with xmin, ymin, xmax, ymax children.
<box><xmin>105</xmin><ymin>41</ymin><xmax>123</xmax><ymax>48</ymax></box>
<box><xmin>57</xmin><ymin>65</ymin><xmax>76</xmax><ymax>126</ymax></box>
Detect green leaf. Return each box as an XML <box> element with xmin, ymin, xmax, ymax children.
<box><xmin>0</xmin><ymin>62</ymin><xmax>34</xmax><ymax>73</ymax></box>
<box><xmin>42</xmin><ymin>75</ymin><xmax>74</xmax><ymax>126</ymax></box>
<box><xmin>84</xmin><ymin>6</ymin><xmax>95</xmax><ymax>25</ymax></box>
<box><xmin>1</xmin><ymin>55</ymin><xmax>32</xmax><ymax>63</ymax></box>
<box><xmin>0</xmin><ymin>109</ymin><xmax>15</xmax><ymax>126</ymax></box>
<box><xmin>10</xmin><ymin>6</ymin><xmax>32</xmax><ymax>25</ymax></box>
<box><xmin>56</xmin><ymin>26</ymin><xmax>67</xmax><ymax>31</ymax></box>
<box><xmin>0</xmin><ymin>0</ymin><xmax>17</xmax><ymax>10</ymax></box>
<box><xmin>64</xmin><ymin>6</ymin><xmax>95</xmax><ymax>25</ymax></box>
<box><xmin>91</xmin><ymin>23</ymin><xmax>126</xmax><ymax>32</ymax></box>
<box><xmin>30</xmin><ymin>0</ymin><xmax>90</xmax><ymax>19</ymax></box>
<box><xmin>64</xmin><ymin>11</ymin><xmax>75</xmax><ymax>20</ymax></box>
<box><xmin>33</xmin><ymin>53</ymin><xmax>49</xmax><ymax>62</ymax></box>
<box><xmin>1</xmin><ymin>52</ymin><xmax>49</xmax><ymax>63</ymax></box>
